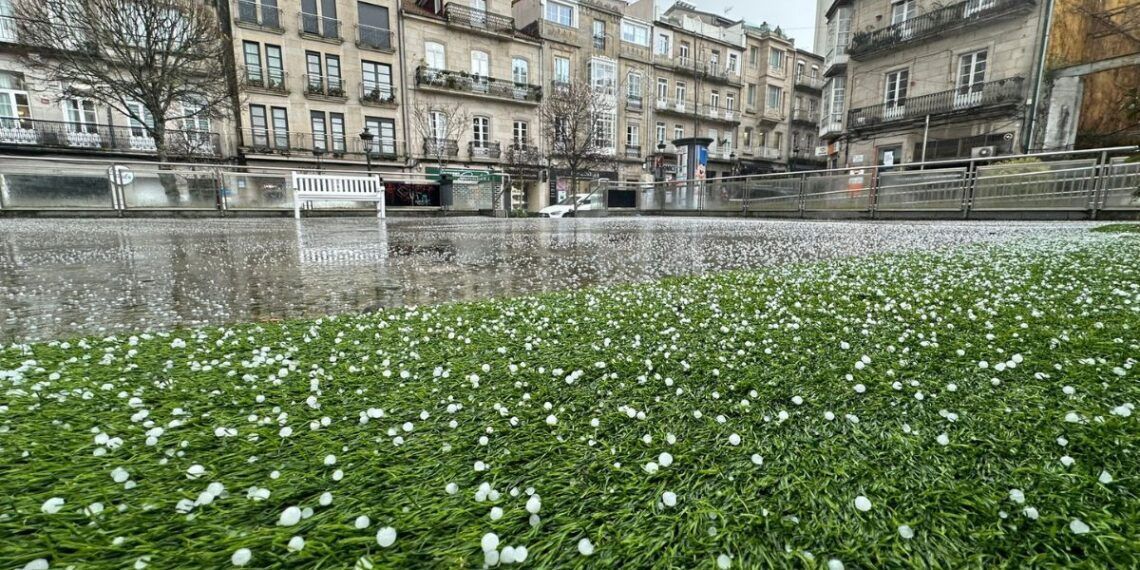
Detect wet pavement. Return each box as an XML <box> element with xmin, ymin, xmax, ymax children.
<box><xmin>0</xmin><ymin>217</ymin><xmax>1092</xmax><ymax>342</ymax></box>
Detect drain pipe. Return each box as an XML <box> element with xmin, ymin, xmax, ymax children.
<box><xmin>396</xmin><ymin>0</ymin><xmax>415</xmax><ymax>172</ymax></box>
<box><xmin>1024</xmin><ymin>0</ymin><xmax>1055</xmax><ymax>153</ymax></box>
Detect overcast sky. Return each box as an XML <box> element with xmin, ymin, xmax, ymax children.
<box><xmin>688</xmin><ymin>0</ymin><xmax>819</xmax><ymax>51</ymax></box>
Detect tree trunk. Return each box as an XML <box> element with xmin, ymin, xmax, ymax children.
<box><xmin>154</xmin><ymin>123</ymin><xmax>179</xmax><ymax>204</ymax></box>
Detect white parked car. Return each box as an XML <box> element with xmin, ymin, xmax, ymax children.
<box><xmin>539</xmin><ymin>194</ymin><xmax>602</xmax><ymax>218</ymax></box>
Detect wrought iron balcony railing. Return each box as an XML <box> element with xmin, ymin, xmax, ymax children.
<box><xmin>792</xmin><ymin>109</ymin><xmax>820</xmax><ymax>124</ymax></box>
<box><xmin>360</xmin><ymin>83</ymin><xmax>396</xmax><ymax>106</ymax></box>
<box><xmin>299</xmin><ymin>12</ymin><xmax>341</xmax><ymax>40</ymax></box>
<box><xmin>849</xmin><ymin>0</ymin><xmax>1036</xmax><ymax>60</ymax></box>
<box><xmin>468</xmin><ymin>141</ymin><xmax>502</xmax><ymax>159</ymax></box>
<box><xmin>356</xmin><ymin>24</ymin><xmax>392</xmax><ymax>51</ymax></box>
<box><xmin>236</xmin><ymin>0</ymin><xmax>283</xmax><ymax>31</ymax></box>
<box><xmin>415</xmin><ymin>67</ymin><xmax>542</xmax><ymax>103</ymax></box>
<box><xmin>444</xmin><ymin>3</ymin><xmax>515</xmax><ymax>36</ymax></box>
<box><xmin>241</xmin><ymin>129</ymin><xmax>396</xmax><ymax>158</ymax></box>
<box><xmin>847</xmin><ymin>76</ymin><xmax>1025</xmax><ymax>130</ymax></box>
<box><xmin>423</xmin><ymin>139</ymin><xmax>459</xmax><ymax>158</ymax></box>
<box><xmin>303</xmin><ymin>75</ymin><xmax>347</xmax><ymax>99</ymax></box>
<box><xmin>794</xmin><ymin>74</ymin><xmax>824</xmax><ymax>90</ymax></box>
<box><xmin>0</xmin><ymin>118</ymin><xmax>221</xmax><ymax>157</ymax></box>
<box><xmin>241</xmin><ymin>67</ymin><xmax>288</xmax><ymax>94</ymax></box>
<box><xmin>626</xmin><ymin>95</ymin><xmax>643</xmax><ymax>111</ymax></box>
<box><xmin>624</xmin><ymin>144</ymin><xmax>641</xmax><ymax>158</ymax></box>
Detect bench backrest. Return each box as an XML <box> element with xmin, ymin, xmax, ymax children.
<box><xmin>293</xmin><ymin>172</ymin><xmax>383</xmax><ymax>194</ymax></box>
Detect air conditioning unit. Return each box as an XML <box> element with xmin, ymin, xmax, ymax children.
<box><xmin>971</xmin><ymin>146</ymin><xmax>996</xmax><ymax>158</ymax></box>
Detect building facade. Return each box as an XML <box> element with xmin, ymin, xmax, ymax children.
<box><xmin>818</xmin><ymin>0</ymin><xmax>1050</xmax><ymax>169</ymax></box>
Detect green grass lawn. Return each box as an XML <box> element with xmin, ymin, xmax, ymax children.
<box><xmin>1092</xmin><ymin>223</ymin><xmax>1140</xmax><ymax>234</ymax></box>
<box><xmin>2</xmin><ymin>234</ymin><xmax>1138</xmax><ymax>569</ymax></box>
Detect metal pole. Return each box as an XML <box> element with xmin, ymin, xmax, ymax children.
<box><xmin>1089</xmin><ymin>150</ymin><xmax>1109</xmax><ymax>219</ymax></box>
<box><xmin>962</xmin><ymin>159</ymin><xmax>977</xmax><ymax>219</ymax></box>
<box><xmin>920</xmin><ymin>114</ymin><xmax>930</xmax><ymax>169</ymax></box>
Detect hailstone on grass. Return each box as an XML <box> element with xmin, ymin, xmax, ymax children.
<box><xmin>231</xmin><ymin>548</ymin><xmax>251</xmax><ymax>566</ymax></box>
<box><xmin>577</xmin><ymin>538</ymin><xmax>594</xmax><ymax>556</ymax></box>
<box><xmin>662</xmin><ymin>491</ymin><xmax>677</xmax><ymax>507</ymax></box>
<box><xmin>41</xmin><ymin>497</ymin><xmax>64</xmax><ymax>514</ymax></box>
<box><xmin>659</xmin><ymin>452</ymin><xmax>674</xmax><ymax>467</ymax></box>
<box><xmin>854</xmin><ymin>496</ymin><xmax>872</xmax><ymax>512</ymax></box>
<box><xmin>278</xmin><ymin>506</ymin><xmax>302</xmax><ymax>526</ymax></box>
<box><xmin>376</xmin><ymin>527</ymin><xmax>397</xmax><ymax>547</ymax></box>
<box><xmin>728</xmin><ymin>434</ymin><xmax>741</xmax><ymax>446</ymax></box>
<box><xmin>898</xmin><ymin>525</ymin><xmax>914</xmax><ymax>539</ymax></box>
<box><xmin>526</xmin><ymin>495</ymin><xmax>541</xmax><ymax>514</ymax></box>
<box><xmin>717</xmin><ymin>554</ymin><xmax>732</xmax><ymax>569</ymax></box>
<box><xmin>1069</xmin><ymin>519</ymin><xmax>1090</xmax><ymax>534</ymax></box>
<box><xmin>355</xmin><ymin>515</ymin><xmax>370</xmax><ymax>529</ymax></box>
<box><xmin>481</xmin><ymin>533</ymin><xmax>500</xmax><ymax>552</ymax></box>
<box><xmin>287</xmin><ymin>536</ymin><xmax>305</xmax><ymax>552</ymax></box>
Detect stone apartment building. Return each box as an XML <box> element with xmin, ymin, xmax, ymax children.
<box><xmin>0</xmin><ymin>2</ymin><xmax>232</xmax><ymax>163</ymax></box>
<box><xmin>222</xmin><ymin>0</ymin><xmax>405</xmax><ymax>175</ymax></box>
<box><xmin>818</xmin><ymin>0</ymin><xmax>1050</xmax><ymax>169</ymax></box>
<box><xmin>788</xmin><ymin>48</ymin><xmax>826</xmax><ymax>171</ymax></box>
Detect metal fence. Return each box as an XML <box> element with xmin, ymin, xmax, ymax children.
<box><xmin>594</xmin><ymin>147</ymin><xmax>1140</xmax><ymax>219</ymax></box>
<box><xmin>0</xmin><ymin>155</ymin><xmax>494</xmax><ymax>213</ymax></box>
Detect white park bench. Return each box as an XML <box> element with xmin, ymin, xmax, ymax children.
<box><xmin>292</xmin><ymin>171</ymin><xmax>386</xmax><ymax>219</ymax></box>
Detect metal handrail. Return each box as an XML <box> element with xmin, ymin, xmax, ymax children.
<box><xmin>848</xmin><ymin>76</ymin><xmax>1025</xmax><ymax>129</ymax></box>
<box><xmin>849</xmin><ymin>0</ymin><xmax>1035</xmax><ymax>60</ymax></box>
<box><xmin>443</xmin><ymin>3</ymin><xmax>515</xmax><ymax>35</ymax></box>
<box><xmin>415</xmin><ymin>67</ymin><xmax>542</xmax><ymax>103</ymax></box>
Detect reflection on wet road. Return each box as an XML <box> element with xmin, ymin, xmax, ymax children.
<box><xmin>0</xmin><ymin>217</ymin><xmax>1090</xmax><ymax>342</ymax></box>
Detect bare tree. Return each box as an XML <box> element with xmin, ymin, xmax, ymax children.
<box><xmin>14</xmin><ymin>0</ymin><xmax>233</xmax><ymax>197</ymax></box>
<box><xmin>538</xmin><ymin>80</ymin><xmax>619</xmax><ymax>206</ymax></box>
<box><xmin>410</xmin><ymin>99</ymin><xmax>470</xmax><ymax>175</ymax></box>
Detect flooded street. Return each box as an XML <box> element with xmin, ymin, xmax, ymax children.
<box><xmin>0</xmin><ymin>217</ymin><xmax>1089</xmax><ymax>342</ymax></box>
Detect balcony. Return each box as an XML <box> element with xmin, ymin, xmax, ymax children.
<box><xmin>235</xmin><ymin>0</ymin><xmax>283</xmax><ymax>32</ymax></box>
<box><xmin>415</xmin><ymin>67</ymin><xmax>541</xmax><ymax>104</ymax></box>
<box><xmin>626</xmin><ymin>96</ymin><xmax>643</xmax><ymax>112</ymax></box>
<box><xmin>241</xmin><ymin>68</ymin><xmax>289</xmax><ymax>95</ymax></box>
<box><xmin>360</xmin><ymin>83</ymin><xmax>397</xmax><ymax>107</ymax></box>
<box><xmin>0</xmin><ymin>118</ymin><xmax>221</xmax><ymax>157</ymax></box>
<box><xmin>792</xmin><ymin>109</ymin><xmax>820</xmax><ymax>125</ymax></box>
<box><xmin>759</xmin><ymin>107</ymin><xmax>786</xmax><ymax>123</ymax></box>
<box><xmin>468</xmin><ymin>141</ymin><xmax>502</xmax><ymax>160</ymax></box>
<box><xmin>241</xmin><ymin>129</ymin><xmax>396</xmax><ymax>159</ymax></box>
<box><xmin>356</xmin><ymin>24</ymin><xmax>393</xmax><ymax>52</ymax></box>
<box><xmin>849</xmin><ymin>0</ymin><xmax>1036</xmax><ymax>61</ymax></box>
<box><xmin>443</xmin><ymin>3</ymin><xmax>516</xmax><ymax>38</ymax></box>
<box><xmin>423</xmin><ymin>139</ymin><xmax>459</xmax><ymax>159</ymax></box>
<box><xmin>624</xmin><ymin>144</ymin><xmax>641</xmax><ymax>158</ymax></box>
<box><xmin>819</xmin><ymin>114</ymin><xmax>844</xmax><ymax>139</ymax></box>
<box><xmin>302</xmin><ymin>75</ymin><xmax>347</xmax><ymax>100</ymax></box>
<box><xmin>823</xmin><ymin>40</ymin><xmax>849</xmax><ymax>77</ymax></box>
<box><xmin>847</xmin><ymin>76</ymin><xmax>1025</xmax><ymax>132</ymax></box>
<box><xmin>299</xmin><ymin>12</ymin><xmax>341</xmax><ymax>42</ymax></box>
<box><xmin>593</xmin><ymin>34</ymin><xmax>607</xmax><ymax>50</ymax></box>
<box><xmin>756</xmin><ymin>147</ymin><xmax>781</xmax><ymax>160</ymax></box>
<box><xmin>794</xmin><ymin>74</ymin><xmax>824</xmax><ymax>92</ymax></box>
<box><xmin>551</xmin><ymin>80</ymin><xmax>571</xmax><ymax>95</ymax></box>
<box><xmin>656</xmin><ymin>101</ymin><xmax>742</xmax><ymax>125</ymax></box>
<box><xmin>705</xmin><ymin>64</ymin><xmax>743</xmax><ymax>86</ymax></box>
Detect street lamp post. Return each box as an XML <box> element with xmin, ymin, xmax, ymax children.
<box><xmin>359</xmin><ymin>128</ymin><xmax>375</xmax><ymax>174</ymax></box>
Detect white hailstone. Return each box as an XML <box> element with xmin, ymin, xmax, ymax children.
<box><xmin>111</xmin><ymin>467</ymin><xmax>130</xmax><ymax>483</ymax></box>
<box><xmin>484</xmin><ymin>550</ymin><xmax>500</xmax><ymax>567</ymax></box>
<box><xmin>85</xmin><ymin>502</ymin><xmax>105</xmax><ymax>516</ymax></box>
<box><xmin>526</xmin><ymin>495</ymin><xmax>542</xmax><ymax>514</ymax></box>
<box><xmin>231</xmin><ymin>548</ymin><xmax>252</xmax><ymax>566</ymax></box>
<box><xmin>402</xmin><ymin>422</ymin><xmax>414</xmax><ymax>432</ymax></box>
<box><xmin>376</xmin><ymin>527</ymin><xmax>397</xmax><ymax>548</ymax></box>
<box><xmin>644</xmin><ymin>462</ymin><xmax>660</xmax><ymax>474</ymax></box>
<box><xmin>590</xmin><ymin>418</ymin><xmax>600</xmax><ymax>428</ymax></box>
<box><xmin>751</xmin><ymin>454</ymin><xmax>764</xmax><ymax>466</ymax></box>
<box><xmin>1064</xmin><ymin>412</ymin><xmax>1082</xmax><ymax>423</ymax></box>
<box><xmin>278</xmin><ymin>506</ymin><xmax>302</xmax><ymax>526</ymax></box>
<box><xmin>287</xmin><ymin>536</ymin><xmax>306</xmax><ymax>552</ymax></box>
<box><xmin>827</xmin><ymin>560</ymin><xmax>845</xmax><ymax>570</ymax></box>
<box><xmin>514</xmin><ymin>546</ymin><xmax>529</xmax><ymax>562</ymax></box>
<box><xmin>1060</xmin><ymin>455</ymin><xmax>1076</xmax><ymax>467</ymax></box>
<box><xmin>481</xmin><ymin>533</ymin><xmax>500</xmax><ymax>552</ymax></box>
<box><xmin>474</xmin><ymin>461</ymin><xmax>487</xmax><ymax>472</ymax></box>
<box><xmin>355</xmin><ymin>515</ymin><xmax>370</xmax><ymax>529</ymax></box>
<box><xmin>545</xmin><ymin>415</ymin><xmax>558</xmax><ymax>426</ymax></box>
<box><xmin>1063</xmin><ymin>386</ymin><xmax>1076</xmax><ymax>395</ymax></box>
<box><xmin>1111</xmin><ymin>405</ymin><xmax>1132</xmax><ymax>417</ymax></box>
<box><xmin>279</xmin><ymin>427</ymin><xmax>293</xmax><ymax>438</ymax></box>
<box><xmin>854</xmin><ymin>384</ymin><xmax>866</xmax><ymax>394</ymax></box>
<box><xmin>666</xmin><ymin>433</ymin><xmax>677</xmax><ymax>445</ymax></box>
<box><xmin>936</xmin><ymin>433</ymin><xmax>950</xmax><ymax>446</ymax></box>
<box><xmin>1023</xmin><ymin>507</ymin><xmax>1039</xmax><ymax>520</ymax></box>
<box><xmin>446</xmin><ymin>483</ymin><xmax>459</xmax><ymax>495</ymax></box>
<box><xmin>659</xmin><ymin>452</ymin><xmax>674</xmax><ymax>467</ymax></box>
<box><xmin>501</xmin><ymin>546</ymin><xmax>517</xmax><ymax>564</ymax></box>
<box><xmin>840</xmin><ymin>341</ymin><xmax>850</xmax><ymax>350</ymax></box>
<box><xmin>778</xmin><ymin>411</ymin><xmax>790</xmax><ymax>422</ymax></box>
<box><xmin>479</xmin><ymin>436</ymin><xmax>489</xmax><ymax>446</ymax></box>
<box><xmin>915</xmin><ymin>392</ymin><xmax>925</xmax><ymax>401</ymax></box>
<box><xmin>717</xmin><ymin>554</ymin><xmax>732</xmax><ymax>569</ymax></box>
<box><xmin>186</xmin><ymin>464</ymin><xmax>205</xmax><ymax>479</ymax></box>
<box><xmin>897</xmin><ymin>525</ymin><xmax>914</xmax><ymax>539</ymax></box>
<box><xmin>854</xmin><ymin>496</ymin><xmax>872</xmax><ymax>512</ymax></box>
<box><xmin>855</xmin><ymin>361</ymin><xmax>865</xmax><ymax>370</ymax></box>
<box><xmin>577</xmin><ymin>538</ymin><xmax>595</xmax><ymax>556</ymax></box>
<box><xmin>662</xmin><ymin>491</ymin><xmax>678</xmax><ymax>507</ymax></box>
<box><xmin>333</xmin><ymin>469</ymin><xmax>344</xmax><ymax>482</ymax></box>
<box><xmin>270</xmin><ymin>471</ymin><xmax>281</xmax><ymax>480</ymax></box>
<box><xmin>947</xmin><ymin>383</ymin><xmax>958</xmax><ymax>392</ymax></box>
<box><xmin>728</xmin><ymin>434</ymin><xmax>741</xmax><ymax>446</ymax></box>
<box><xmin>529</xmin><ymin>514</ymin><xmax>541</xmax><ymax>527</ymax></box>
<box><xmin>490</xmin><ymin>506</ymin><xmax>504</xmax><ymax>520</ymax></box>
<box><xmin>1069</xmin><ymin>519</ymin><xmax>1090</xmax><ymax>535</ymax></box>
<box><xmin>1057</xmin><ymin>437</ymin><xmax>1069</xmax><ymax>447</ymax></box>
<box><xmin>41</xmin><ymin>497</ymin><xmax>65</xmax><ymax>514</ymax></box>
<box><xmin>642</xmin><ymin>434</ymin><xmax>653</xmax><ymax>444</ymax></box>
<box><xmin>323</xmin><ymin>454</ymin><xmax>337</xmax><ymax>466</ymax></box>
<box><xmin>978</xmin><ymin>361</ymin><xmax>988</xmax><ymax>369</ymax></box>
<box><xmin>319</xmin><ymin>492</ymin><xmax>333</xmax><ymax>506</ymax></box>
<box><xmin>1099</xmin><ymin>470</ymin><xmax>1113</xmax><ymax>484</ymax></box>
<box><xmin>1009</xmin><ymin>489</ymin><xmax>1025</xmax><ymax>504</ymax></box>
<box><xmin>23</xmin><ymin>559</ymin><xmax>49</xmax><ymax>570</ymax></box>
<box><xmin>792</xmin><ymin>396</ymin><xmax>804</xmax><ymax>405</ymax></box>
